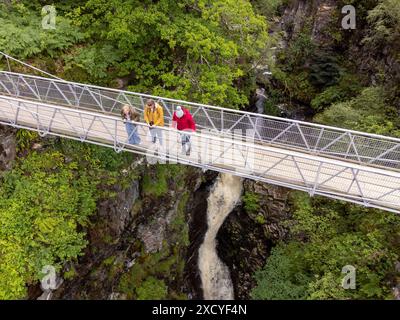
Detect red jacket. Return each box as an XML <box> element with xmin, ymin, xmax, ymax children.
<box><xmin>173</xmin><ymin>108</ymin><xmax>196</xmax><ymax>131</ymax></box>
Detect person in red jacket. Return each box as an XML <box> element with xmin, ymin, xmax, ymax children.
<box><xmin>172</xmin><ymin>106</ymin><xmax>196</xmax><ymax>156</ymax></box>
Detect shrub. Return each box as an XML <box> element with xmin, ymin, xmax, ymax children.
<box><xmin>136</xmin><ymin>277</ymin><xmax>168</xmax><ymax>300</ymax></box>
<box><xmin>251</xmin><ymin>243</ymin><xmax>311</xmax><ymax>300</ymax></box>
<box><xmin>314</xmin><ymin>87</ymin><xmax>400</xmax><ymax>136</ymax></box>
<box><xmin>15</xmin><ymin>129</ymin><xmax>39</xmax><ymax>152</ymax></box>
<box><xmin>310</xmin><ymin>74</ymin><xmax>363</xmax><ymax>111</ymax></box>
<box><xmin>242</xmin><ymin>192</ymin><xmax>261</xmax><ymax>213</ymax></box>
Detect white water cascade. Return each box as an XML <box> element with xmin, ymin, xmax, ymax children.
<box><xmin>198</xmin><ymin>173</ymin><xmax>243</xmax><ymax>300</ymax></box>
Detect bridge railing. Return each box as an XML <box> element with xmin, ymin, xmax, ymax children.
<box><xmin>0</xmin><ymin>71</ymin><xmax>400</xmax><ymax>170</ymax></box>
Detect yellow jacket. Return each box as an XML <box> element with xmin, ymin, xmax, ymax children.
<box><xmin>144</xmin><ymin>103</ymin><xmax>164</xmax><ymax>127</ymax></box>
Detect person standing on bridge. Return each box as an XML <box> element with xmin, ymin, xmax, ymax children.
<box><xmin>121</xmin><ymin>105</ymin><xmax>141</xmax><ymax>145</ymax></box>
<box><xmin>144</xmin><ymin>99</ymin><xmax>164</xmax><ymax>146</ymax></box>
<box><xmin>172</xmin><ymin>106</ymin><xmax>196</xmax><ymax>156</ymax></box>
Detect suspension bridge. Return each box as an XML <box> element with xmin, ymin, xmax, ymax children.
<box><xmin>0</xmin><ymin>52</ymin><xmax>399</xmax><ymax>213</ymax></box>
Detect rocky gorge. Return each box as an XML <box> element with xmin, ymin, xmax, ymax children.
<box><xmin>1</xmin><ymin>0</ymin><xmax>399</xmax><ymax>301</ymax></box>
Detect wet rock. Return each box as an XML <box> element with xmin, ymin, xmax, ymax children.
<box><xmin>37</xmin><ymin>276</ymin><xmax>64</xmax><ymax>300</ymax></box>
<box><xmin>311</xmin><ymin>1</ymin><xmax>337</xmax><ymax>47</ymax></box>
<box><xmin>97</xmin><ymin>180</ymin><xmax>140</xmax><ymax>242</ymax></box>
<box><xmin>48</xmin><ymin>175</ymin><xmax>142</xmax><ymax>300</ymax></box>
<box><xmin>109</xmin><ymin>292</ymin><xmax>127</xmax><ymax>300</ymax></box>
<box><xmin>32</xmin><ymin>143</ymin><xmax>43</xmax><ymax>150</ymax></box>
<box><xmin>281</xmin><ymin>0</ymin><xmax>337</xmax><ymax>47</ymax></box>
<box><xmin>185</xmin><ymin>170</ymin><xmax>219</xmax><ymax>299</ymax></box>
<box><xmin>137</xmin><ymin>216</ymin><xmax>167</xmax><ymax>253</ymax></box>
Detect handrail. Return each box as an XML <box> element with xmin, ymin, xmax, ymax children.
<box><xmin>1</xmin><ymin>69</ymin><xmax>399</xmax><ymax>143</ymax></box>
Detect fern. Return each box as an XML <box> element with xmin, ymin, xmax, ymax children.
<box><xmin>0</xmin><ymin>6</ymin><xmax>85</xmax><ymax>59</ymax></box>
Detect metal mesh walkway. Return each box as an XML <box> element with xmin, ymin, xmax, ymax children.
<box><xmin>0</xmin><ymin>52</ymin><xmax>399</xmax><ymax>213</ymax></box>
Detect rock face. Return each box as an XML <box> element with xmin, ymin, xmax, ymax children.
<box><xmin>137</xmin><ymin>197</ymin><xmax>182</xmax><ymax>253</ymax></box>
<box><xmin>217</xmin><ymin>181</ymin><xmax>292</xmax><ymax>299</ymax></box>
<box><xmin>0</xmin><ymin>126</ymin><xmax>16</xmax><ymax>171</ymax></box>
<box><xmin>96</xmin><ymin>180</ymin><xmax>140</xmax><ymax>242</ymax></box>
<box><xmin>281</xmin><ymin>0</ymin><xmax>337</xmax><ymax>47</ymax></box>
<box><xmin>311</xmin><ymin>0</ymin><xmax>337</xmax><ymax>46</ymax></box>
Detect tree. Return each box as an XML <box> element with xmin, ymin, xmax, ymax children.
<box><xmin>0</xmin><ymin>140</ymin><xmax>133</xmax><ymax>299</ymax></box>
<box><xmin>65</xmin><ymin>0</ymin><xmax>269</xmax><ymax>107</ymax></box>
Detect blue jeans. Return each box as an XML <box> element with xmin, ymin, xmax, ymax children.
<box><xmin>125</xmin><ymin>122</ymin><xmax>141</xmax><ymax>145</ymax></box>
<box><xmin>180</xmin><ymin>133</ymin><xmax>191</xmax><ymax>152</ymax></box>
<box><xmin>149</xmin><ymin>127</ymin><xmax>163</xmax><ymax>145</ymax></box>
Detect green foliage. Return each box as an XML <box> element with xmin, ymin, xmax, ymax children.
<box><xmin>142</xmin><ymin>164</ymin><xmax>186</xmax><ymax>197</ymax></box>
<box><xmin>242</xmin><ymin>192</ymin><xmax>261</xmax><ymax>213</ymax></box>
<box><xmin>362</xmin><ymin>0</ymin><xmax>400</xmax><ymax>103</ymax></box>
<box><xmin>57</xmin><ymin>139</ymin><xmax>133</xmax><ymax>173</ymax></box>
<box><xmin>252</xmin><ymin>192</ymin><xmax>400</xmax><ymax>300</ymax></box>
<box><xmin>0</xmin><ymin>138</ymin><xmax>134</xmax><ymax>299</ymax></box>
<box><xmin>310</xmin><ymin>74</ymin><xmax>363</xmax><ymax>111</ymax></box>
<box><xmin>277</xmin><ymin>27</ymin><xmax>316</xmax><ymax>71</ymax></box>
<box><xmin>0</xmin><ymin>3</ymin><xmax>85</xmax><ymax>59</ymax></box>
<box><xmin>66</xmin><ymin>0</ymin><xmax>268</xmax><ymax>107</ymax></box>
<box><xmin>136</xmin><ymin>276</ymin><xmax>168</xmax><ymax>300</ymax></box>
<box><xmin>255</xmin><ymin>214</ymin><xmax>266</xmax><ymax>225</ymax></box>
<box><xmin>269</xmin><ymin>22</ymin><xmax>320</xmax><ymax>105</ymax></box>
<box><xmin>251</xmin><ymin>0</ymin><xmax>286</xmax><ymax>19</ymax></box>
<box><xmin>363</xmin><ymin>0</ymin><xmax>400</xmax><ymax>47</ymax></box>
<box><xmin>308</xmin><ymin>52</ymin><xmax>341</xmax><ymax>89</ymax></box>
<box><xmin>0</xmin><ymin>151</ymin><xmax>96</xmax><ymax>299</ymax></box>
<box><xmin>315</xmin><ymin>87</ymin><xmax>400</xmax><ymax>136</ymax></box>
<box><xmin>15</xmin><ymin>129</ymin><xmax>39</xmax><ymax>152</ymax></box>
<box><xmin>170</xmin><ymin>192</ymin><xmax>190</xmax><ymax>246</ymax></box>
<box><xmin>251</xmin><ymin>243</ymin><xmax>311</xmax><ymax>300</ymax></box>
<box><xmin>1</xmin><ymin>1</ymin><xmax>269</xmax><ymax>107</ymax></box>
<box><xmin>63</xmin><ymin>44</ymin><xmax>123</xmax><ymax>84</ymax></box>
<box><xmin>63</xmin><ymin>267</ymin><xmax>77</xmax><ymax>280</ymax></box>
<box><xmin>118</xmin><ymin>245</ymin><xmax>185</xmax><ymax>300</ymax></box>
<box><xmin>272</xmin><ymin>68</ymin><xmax>317</xmax><ymax>104</ymax></box>
<box><xmin>142</xmin><ymin>165</ymin><xmax>169</xmax><ymax>197</ymax></box>
<box><xmin>263</xmin><ymin>91</ymin><xmax>282</xmax><ymax>116</ymax></box>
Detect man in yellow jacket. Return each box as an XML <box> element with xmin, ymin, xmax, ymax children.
<box><xmin>144</xmin><ymin>99</ymin><xmax>164</xmax><ymax>145</ymax></box>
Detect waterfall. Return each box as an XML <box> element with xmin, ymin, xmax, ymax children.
<box><xmin>198</xmin><ymin>173</ymin><xmax>243</xmax><ymax>300</ymax></box>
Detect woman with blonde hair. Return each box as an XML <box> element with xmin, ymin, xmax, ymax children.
<box><xmin>121</xmin><ymin>104</ymin><xmax>141</xmax><ymax>145</ymax></box>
